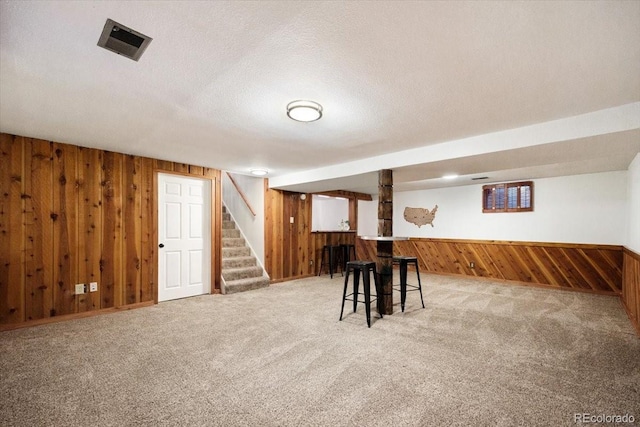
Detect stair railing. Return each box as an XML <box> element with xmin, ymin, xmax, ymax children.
<box><xmin>226</xmin><ymin>172</ymin><xmax>256</xmax><ymax>217</ymax></box>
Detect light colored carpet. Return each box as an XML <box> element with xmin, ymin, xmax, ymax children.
<box><xmin>1</xmin><ymin>273</ymin><xmax>638</xmax><ymax>426</ymax></box>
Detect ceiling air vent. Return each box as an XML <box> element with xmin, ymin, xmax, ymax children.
<box><xmin>471</xmin><ymin>176</ymin><xmax>489</xmax><ymax>181</ymax></box>
<box><xmin>97</xmin><ymin>19</ymin><xmax>152</xmax><ymax>61</ymax></box>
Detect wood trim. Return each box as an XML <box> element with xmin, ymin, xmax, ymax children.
<box><xmin>408</xmin><ymin>237</ymin><xmax>622</xmax><ymax>251</ymax></box>
<box><xmin>0</xmin><ymin>300</ymin><xmax>155</xmax><ymax>332</ymax></box>
<box><xmin>152</xmin><ymin>168</ymin><xmax>158</xmax><ymax>303</ymax></box>
<box><xmin>269</xmin><ymin>273</ymin><xmax>315</xmax><ymax>284</ymax></box>
<box><xmin>623</xmin><ymin>246</ymin><xmax>640</xmax><ymax>261</ymax></box>
<box><xmin>315</xmin><ymin>190</ymin><xmax>372</xmax><ymax>201</ymax></box>
<box><xmin>622</xmin><ymin>247</ymin><xmax>640</xmax><ymax>336</ymax></box>
<box><xmin>348</xmin><ymin>198</ymin><xmax>358</xmax><ymax>231</ymax></box>
<box><xmin>207</xmin><ymin>168</ymin><xmax>222</xmax><ymax>292</ymax></box>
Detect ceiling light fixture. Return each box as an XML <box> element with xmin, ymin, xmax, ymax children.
<box><xmin>286</xmin><ymin>100</ymin><xmax>323</xmax><ymax>122</ymax></box>
<box><xmin>442</xmin><ymin>174</ymin><xmax>459</xmax><ymax>180</ymax></box>
<box><xmin>250</xmin><ymin>169</ymin><xmax>268</xmax><ymax>176</ymax></box>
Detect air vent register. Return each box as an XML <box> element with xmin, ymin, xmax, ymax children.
<box><xmin>97</xmin><ymin>19</ymin><xmax>152</xmax><ymax>61</ymax></box>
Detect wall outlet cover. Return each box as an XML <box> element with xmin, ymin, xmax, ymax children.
<box><xmin>89</xmin><ymin>282</ymin><xmax>98</xmax><ymax>292</ymax></box>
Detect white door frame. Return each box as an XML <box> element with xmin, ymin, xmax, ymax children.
<box><xmin>156</xmin><ymin>172</ymin><xmax>214</xmax><ymax>302</ymax></box>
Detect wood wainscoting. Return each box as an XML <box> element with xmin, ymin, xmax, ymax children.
<box><xmin>356</xmin><ymin>237</ymin><xmax>623</xmax><ymax>295</ymax></box>
<box><xmin>622</xmin><ymin>248</ymin><xmax>640</xmax><ymax>334</ymax></box>
<box><xmin>0</xmin><ymin>133</ymin><xmax>222</xmax><ymax>328</ymax></box>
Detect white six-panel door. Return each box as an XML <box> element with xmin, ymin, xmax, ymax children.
<box><xmin>158</xmin><ymin>173</ymin><xmax>211</xmax><ymax>302</ymax></box>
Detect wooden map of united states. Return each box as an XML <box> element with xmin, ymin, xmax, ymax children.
<box><xmin>404</xmin><ymin>205</ymin><xmax>438</xmax><ymax>228</ymax></box>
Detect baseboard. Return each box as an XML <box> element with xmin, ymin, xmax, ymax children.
<box><xmin>424</xmin><ymin>270</ymin><xmax>621</xmax><ymax>297</ymax></box>
<box><xmin>0</xmin><ymin>301</ymin><xmax>155</xmax><ymax>332</ymax></box>
<box><xmin>270</xmin><ymin>273</ymin><xmax>316</xmax><ymax>284</ymax></box>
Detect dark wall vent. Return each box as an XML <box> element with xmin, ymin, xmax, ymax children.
<box><xmin>97</xmin><ymin>19</ymin><xmax>152</xmax><ymax>61</ymax></box>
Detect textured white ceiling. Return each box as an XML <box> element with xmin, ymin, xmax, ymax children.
<box><xmin>1</xmin><ymin>1</ymin><xmax>639</xmax><ymax>194</ymax></box>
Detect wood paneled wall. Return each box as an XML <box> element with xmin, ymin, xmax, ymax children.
<box><xmin>356</xmin><ymin>237</ymin><xmax>623</xmax><ymax>295</ymax></box>
<box><xmin>264</xmin><ymin>186</ymin><xmax>361</xmax><ymax>281</ymax></box>
<box><xmin>264</xmin><ymin>186</ymin><xmax>312</xmax><ymax>280</ymax></box>
<box><xmin>0</xmin><ymin>133</ymin><xmax>221</xmax><ymax>327</ymax></box>
<box><xmin>622</xmin><ymin>248</ymin><xmax>640</xmax><ymax>334</ymax></box>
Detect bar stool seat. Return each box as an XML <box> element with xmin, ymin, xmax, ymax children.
<box><xmin>318</xmin><ymin>245</ymin><xmax>343</xmax><ymax>278</ymax></box>
<box><xmin>392</xmin><ymin>256</ymin><xmax>425</xmax><ymax>312</ymax></box>
<box><xmin>340</xmin><ymin>261</ymin><xmax>382</xmax><ymax>327</ymax></box>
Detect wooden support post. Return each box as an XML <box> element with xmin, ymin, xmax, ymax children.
<box><xmin>377</xmin><ymin>169</ymin><xmax>393</xmax><ymax>315</ymax></box>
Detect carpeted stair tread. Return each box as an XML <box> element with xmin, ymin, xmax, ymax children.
<box><xmin>224</xmin><ymin>276</ymin><xmax>270</xmax><ymax>294</ymax></box>
<box><xmin>222</xmin><ymin>247</ymin><xmax>251</xmax><ymax>258</ymax></box>
<box><xmin>222</xmin><ymin>266</ymin><xmax>264</xmax><ymax>281</ymax></box>
<box><xmin>222</xmin><ymin>256</ymin><xmax>257</xmax><ymax>269</ymax></box>
<box><xmin>222</xmin><ymin>228</ymin><xmax>241</xmax><ymax>238</ymax></box>
<box><xmin>222</xmin><ymin>237</ymin><xmax>245</xmax><ymax>247</ymax></box>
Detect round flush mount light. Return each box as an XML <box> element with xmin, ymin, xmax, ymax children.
<box><xmin>250</xmin><ymin>169</ymin><xmax>268</xmax><ymax>176</ymax></box>
<box><xmin>286</xmin><ymin>100</ymin><xmax>323</xmax><ymax>122</ymax></box>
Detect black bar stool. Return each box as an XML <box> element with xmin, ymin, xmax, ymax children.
<box><xmin>393</xmin><ymin>256</ymin><xmax>425</xmax><ymax>312</ymax></box>
<box><xmin>318</xmin><ymin>245</ymin><xmax>343</xmax><ymax>278</ymax></box>
<box><xmin>340</xmin><ymin>243</ymin><xmax>356</xmax><ymax>271</ymax></box>
<box><xmin>340</xmin><ymin>261</ymin><xmax>382</xmax><ymax>327</ymax></box>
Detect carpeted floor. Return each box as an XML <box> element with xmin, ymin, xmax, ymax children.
<box><xmin>1</xmin><ymin>273</ymin><xmax>639</xmax><ymax>426</ymax></box>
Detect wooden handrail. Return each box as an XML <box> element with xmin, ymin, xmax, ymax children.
<box><xmin>226</xmin><ymin>172</ymin><xmax>256</xmax><ymax>217</ymax></box>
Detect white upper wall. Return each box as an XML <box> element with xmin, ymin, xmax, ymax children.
<box><xmin>358</xmin><ymin>171</ymin><xmax>627</xmax><ymax>245</ymax></box>
<box><xmin>222</xmin><ymin>173</ymin><xmax>265</xmax><ymax>264</ymax></box>
<box><xmin>357</xmin><ymin>199</ymin><xmax>378</xmax><ymax>236</ymax></box>
<box><xmin>627</xmin><ymin>153</ymin><xmax>640</xmax><ymax>253</ymax></box>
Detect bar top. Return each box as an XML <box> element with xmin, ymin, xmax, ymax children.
<box><xmin>358</xmin><ymin>236</ymin><xmax>410</xmax><ymax>241</ymax></box>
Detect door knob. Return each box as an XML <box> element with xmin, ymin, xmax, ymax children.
<box><xmin>159</xmin><ymin>243</ymin><xmax>165</xmax><ymax>248</ymax></box>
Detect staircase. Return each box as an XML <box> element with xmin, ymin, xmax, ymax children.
<box><xmin>222</xmin><ymin>206</ymin><xmax>270</xmax><ymax>294</ymax></box>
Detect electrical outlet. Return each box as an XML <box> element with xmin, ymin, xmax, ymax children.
<box><xmin>470</xmin><ymin>262</ymin><xmax>475</xmax><ymax>269</ymax></box>
<box><xmin>75</xmin><ymin>284</ymin><xmax>86</xmax><ymax>295</ymax></box>
<box><xmin>290</xmin><ymin>216</ymin><xmax>294</xmax><ymax>224</ymax></box>
<box><xmin>89</xmin><ymin>282</ymin><xmax>98</xmax><ymax>292</ymax></box>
